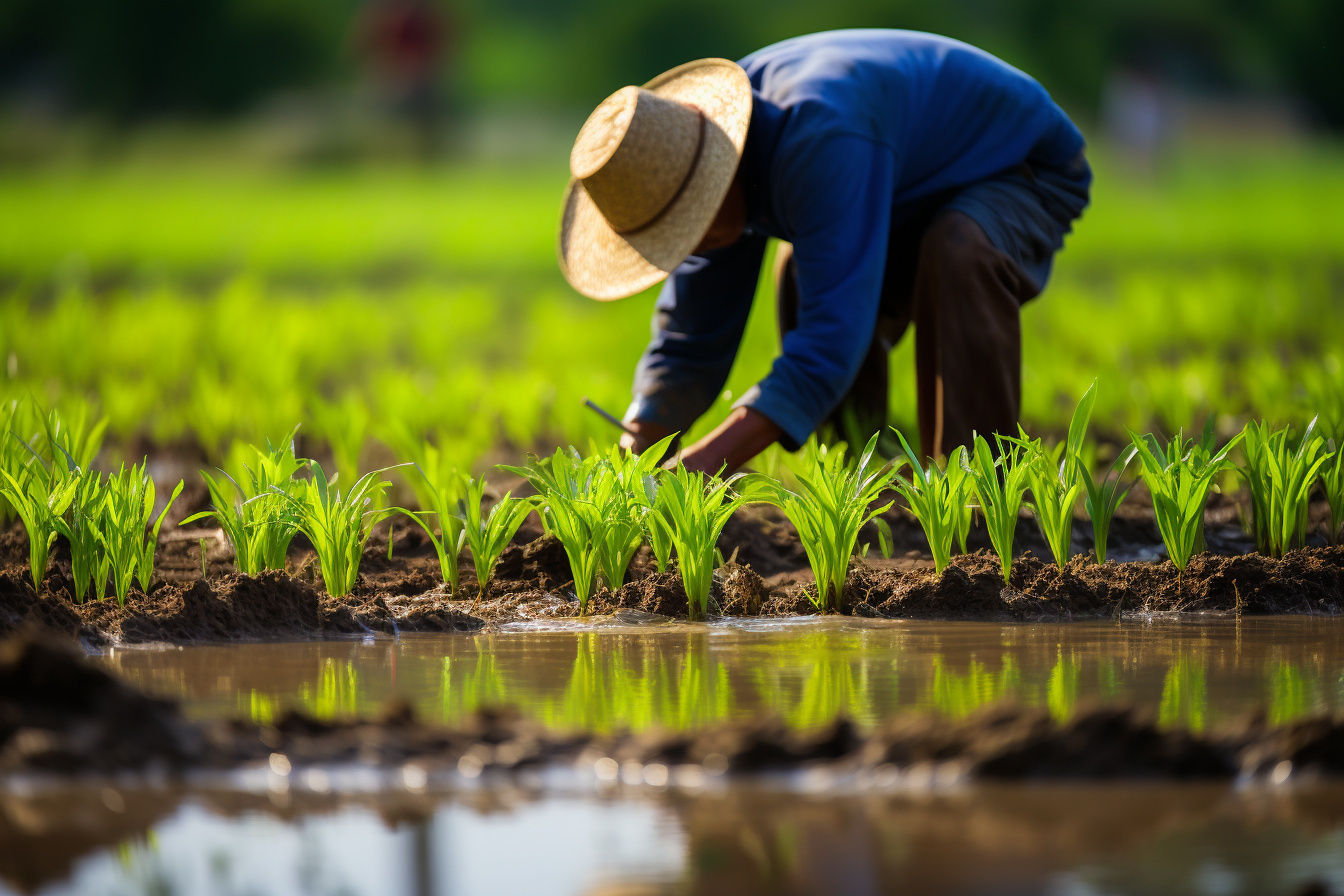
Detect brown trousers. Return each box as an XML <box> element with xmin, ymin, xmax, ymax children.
<box><xmin>774</xmin><ymin>210</ymin><xmax>1039</xmax><ymax>459</ymax></box>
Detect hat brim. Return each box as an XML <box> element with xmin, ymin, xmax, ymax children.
<box><xmin>557</xmin><ymin>58</ymin><xmax>753</xmax><ymax>301</ymax></box>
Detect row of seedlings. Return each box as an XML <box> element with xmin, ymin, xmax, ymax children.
<box><xmin>0</xmin><ymin>400</ymin><xmax>181</xmax><ymax>603</ymax></box>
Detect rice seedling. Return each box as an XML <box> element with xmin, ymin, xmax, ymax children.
<box><xmin>1011</xmin><ymin>382</ymin><xmax>1097</xmax><ymax>570</ymax></box>
<box><xmin>891</xmin><ymin>429</ymin><xmax>966</xmax><ymax>575</ymax></box>
<box><xmin>98</xmin><ymin>460</ymin><xmax>184</xmax><ymax>604</ymax></box>
<box><xmin>54</xmin><ymin>468</ymin><xmax>110</xmax><ymax>604</ymax></box>
<box><xmin>1238</xmin><ymin>418</ymin><xmax>1330</xmax><ymax>558</ymax></box>
<box><xmin>0</xmin><ymin>459</ymin><xmax>78</xmax><ymax>594</ymax></box>
<box><xmin>502</xmin><ymin>447</ymin><xmax>605</xmax><ymax>612</ymax></box>
<box><xmin>457</xmin><ymin>477</ymin><xmax>535</xmax><ymax>601</ymax></box>
<box><xmin>37</xmin><ymin>401</ymin><xmax>106</xmax><ymax>473</ymax></box>
<box><xmin>396</xmin><ymin>463</ymin><xmax>469</xmax><ymax>594</ymax></box>
<box><xmin>763</xmin><ymin>434</ymin><xmax>897</xmax><ymax>611</ymax></box>
<box><xmin>874</xmin><ymin>517</ymin><xmax>895</xmax><ymax>560</ymax></box>
<box><xmin>1130</xmin><ymin>423</ymin><xmax>1243</xmax><ymax>571</ymax></box>
<box><xmin>657</xmin><ymin>464</ymin><xmax>757</xmax><ymax>620</ymax></box>
<box><xmin>274</xmin><ymin>463</ymin><xmax>396</xmax><ymax>597</ymax></box>
<box><xmin>961</xmin><ymin>434</ymin><xmax>1032</xmax><ymax>585</ymax></box>
<box><xmin>181</xmin><ymin>429</ymin><xmax>308</xmax><ymax>574</ymax></box>
<box><xmin>1323</xmin><ymin>442</ymin><xmax>1343</xmax><ymax>545</ymax></box>
<box><xmin>600</xmin><ymin>436</ymin><xmax>676</xmax><ymax>584</ymax></box>
<box><xmin>1077</xmin><ymin>444</ymin><xmax>1138</xmax><ymax>564</ymax></box>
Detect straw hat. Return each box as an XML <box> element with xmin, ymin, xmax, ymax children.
<box><xmin>557</xmin><ymin>58</ymin><xmax>753</xmax><ymax>300</ymax></box>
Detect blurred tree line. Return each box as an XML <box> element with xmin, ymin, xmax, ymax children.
<box><xmin>1</xmin><ymin>0</ymin><xmax>1340</xmax><ymax>126</ymax></box>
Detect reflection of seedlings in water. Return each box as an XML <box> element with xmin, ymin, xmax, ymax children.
<box><xmin>926</xmin><ymin>655</ymin><xmax>1022</xmax><ymax>719</ymax></box>
<box><xmin>1048</xmin><ymin>650</ymin><xmax>1082</xmax><ymax>722</ymax></box>
<box><xmin>1266</xmin><ymin>660</ymin><xmax>1312</xmax><ymax>726</ymax></box>
<box><xmin>1158</xmin><ymin>655</ymin><xmax>1208</xmax><ymax>732</ymax></box>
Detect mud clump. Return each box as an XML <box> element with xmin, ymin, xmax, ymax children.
<box><xmin>0</xmin><ymin>632</ymin><xmax>201</xmax><ymax>773</ymax></box>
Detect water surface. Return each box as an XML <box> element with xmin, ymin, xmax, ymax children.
<box><xmin>100</xmin><ymin>616</ymin><xmax>1344</xmax><ymax>733</ymax></box>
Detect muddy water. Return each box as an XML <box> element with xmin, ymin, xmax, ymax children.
<box><xmin>5</xmin><ymin>781</ymin><xmax>1344</xmax><ymax>895</ymax></box>
<box><xmin>7</xmin><ymin>617</ymin><xmax>1344</xmax><ymax>896</ymax></box>
<box><xmin>100</xmin><ymin>617</ymin><xmax>1344</xmax><ymax>732</ymax></box>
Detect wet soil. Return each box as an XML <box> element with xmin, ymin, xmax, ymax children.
<box><xmin>1</xmin><ymin>501</ymin><xmax>1341</xmax><ymax>644</ymax></box>
<box><xmin>3</xmin><ymin>632</ymin><xmax>1343</xmax><ymax>783</ymax></box>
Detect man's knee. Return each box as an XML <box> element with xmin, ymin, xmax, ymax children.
<box><xmin>917</xmin><ymin>211</ymin><xmax>1028</xmax><ymax>304</ymax></box>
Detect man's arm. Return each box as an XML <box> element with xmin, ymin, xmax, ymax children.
<box><xmin>623</xmin><ymin>233</ymin><xmax>769</xmax><ymax>449</ymax></box>
<box><xmin>730</xmin><ymin>134</ymin><xmax>899</xmax><ymax>452</ymax></box>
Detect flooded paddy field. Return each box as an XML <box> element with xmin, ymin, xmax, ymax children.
<box><xmin>102</xmin><ymin>617</ymin><xmax>1344</xmax><ymax>732</ymax></box>
<box><xmin>4</xmin><ymin>616</ymin><xmax>1344</xmax><ymax>896</ymax></box>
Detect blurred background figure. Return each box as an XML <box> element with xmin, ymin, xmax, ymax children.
<box><xmin>1101</xmin><ymin>64</ymin><xmax>1169</xmax><ymax>179</ymax></box>
<box><xmin>356</xmin><ymin>0</ymin><xmax>454</xmax><ymax>160</ymax></box>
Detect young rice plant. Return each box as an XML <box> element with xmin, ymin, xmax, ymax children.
<box><xmin>1012</xmin><ymin>381</ymin><xmax>1097</xmax><ymax>570</ymax></box>
<box><xmin>1323</xmin><ymin>442</ymin><xmax>1343</xmax><ymax>545</ymax></box>
<box><xmin>181</xmin><ymin>429</ymin><xmax>307</xmax><ymax>575</ymax></box>
<box><xmin>1130</xmin><ymin>422</ymin><xmax>1243</xmax><ymax>571</ymax></box>
<box><xmin>1239</xmin><ymin>418</ymin><xmax>1330</xmax><ymax>558</ymax></box>
<box><xmin>276</xmin><ymin>463</ymin><xmax>396</xmax><ymax>597</ymax></box>
<box><xmin>656</xmin><ymin>463</ymin><xmax>757</xmax><ymax>620</ymax></box>
<box><xmin>891</xmin><ymin>429</ymin><xmax>966</xmax><ymax>575</ymax></box>
<box><xmin>962</xmin><ymin>433</ymin><xmax>1031</xmax><ymax>585</ymax></box>
<box><xmin>763</xmin><ymin>434</ymin><xmax>896</xmax><ymax>611</ymax></box>
<box><xmin>458</xmin><ymin>476</ymin><xmax>534</xmax><ymax>602</ymax></box>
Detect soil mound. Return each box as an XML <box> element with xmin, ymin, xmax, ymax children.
<box><xmin>4</xmin><ymin>632</ymin><xmax>1344</xmax><ymax>782</ymax></box>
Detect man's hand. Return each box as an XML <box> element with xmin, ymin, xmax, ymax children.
<box><xmin>619</xmin><ymin>418</ymin><xmax>674</xmax><ymax>456</ymax></box>
<box><xmin>678</xmin><ymin>407</ymin><xmax>782</xmax><ymax>476</ymax></box>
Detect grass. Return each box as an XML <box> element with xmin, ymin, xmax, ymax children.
<box><xmin>763</xmin><ymin>434</ymin><xmax>896</xmax><ymax>611</ymax></box>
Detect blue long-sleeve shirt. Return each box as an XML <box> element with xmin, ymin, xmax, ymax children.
<box><xmin>626</xmin><ymin>30</ymin><xmax>1086</xmax><ymax>449</ymax></box>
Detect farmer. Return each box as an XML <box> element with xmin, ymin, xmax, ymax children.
<box><xmin>557</xmin><ymin>30</ymin><xmax>1090</xmax><ymax>473</ymax></box>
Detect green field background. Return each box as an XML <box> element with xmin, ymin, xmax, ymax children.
<box><xmin>2</xmin><ymin>143</ymin><xmax>1342</xmax><ymax>471</ymax></box>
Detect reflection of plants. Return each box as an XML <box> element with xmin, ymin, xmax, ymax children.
<box><xmin>926</xmin><ymin>656</ymin><xmax>1021</xmax><ymax>719</ymax></box>
<box><xmin>298</xmin><ymin>658</ymin><xmax>363</xmax><ymax>719</ymax></box>
<box><xmin>1047</xmin><ymin>650</ymin><xmax>1081</xmax><ymax>722</ymax></box>
<box><xmin>1157</xmin><ymin>655</ymin><xmax>1208</xmax><ymax>732</ymax></box>
<box><xmin>786</xmin><ymin>660</ymin><xmax>877</xmax><ymax>730</ymax></box>
<box><xmin>1265</xmin><ymin>660</ymin><xmax>1311</xmax><ymax>726</ymax></box>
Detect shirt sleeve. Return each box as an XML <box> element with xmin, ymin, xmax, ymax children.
<box><xmin>734</xmin><ymin>134</ymin><xmax>899</xmax><ymax>449</ymax></box>
<box><xmin>625</xmin><ymin>232</ymin><xmax>769</xmax><ymax>435</ymax></box>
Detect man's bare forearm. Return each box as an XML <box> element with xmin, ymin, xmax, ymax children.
<box><xmin>679</xmin><ymin>407</ymin><xmax>781</xmax><ymax>475</ymax></box>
